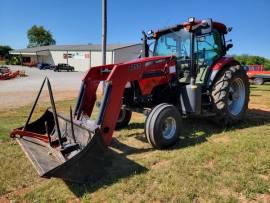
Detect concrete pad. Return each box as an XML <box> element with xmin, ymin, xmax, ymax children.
<box><xmin>0</xmin><ymin>65</ymin><xmax>86</xmax><ymax>109</ymax></box>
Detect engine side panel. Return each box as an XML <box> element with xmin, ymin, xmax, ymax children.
<box><xmin>138</xmin><ymin>61</ymin><xmax>176</xmax><ymax>95</ymax></box>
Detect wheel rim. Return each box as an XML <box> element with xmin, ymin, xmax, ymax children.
<box><xmin>161</xmin><ymin>117</ymin><xmax>176</xmax><ymax>140</ymax></box>
<box><xmin>228</xmin><ymin>78</ymin><xmax>246</xmax><ymax>116</ymax></box>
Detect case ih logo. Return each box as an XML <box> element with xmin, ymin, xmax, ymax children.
<box><xmin>128</xmin><ymin>63</ymin><xmax>141</xmax><ymax>72</ymax></box>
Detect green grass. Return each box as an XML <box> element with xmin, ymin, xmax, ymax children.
<box><xmin>0</xmin><ymin>100</ymin><xmax>76</xmax><ymax>141</ymax></box>
<box><xmin>0</xmin><ymin>85</ymin><xmax>270</xmax><ymax>202</ymax></box>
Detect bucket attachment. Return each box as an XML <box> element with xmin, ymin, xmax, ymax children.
<box><xmin>10</xmin><ymin>78</ymin><xmax>109</xmax><ymax>183</ymax></box>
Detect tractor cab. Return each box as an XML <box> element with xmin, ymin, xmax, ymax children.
<box><xmin>145</xmin><ymin>18</ymin><xmax>232</xmax><ymax>85</ymax></box>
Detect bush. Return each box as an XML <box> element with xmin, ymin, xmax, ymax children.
<box><xmin>264</xmin><ymin>62</ymin><xmax>270</xmax><ymax>70</ymax></box>
<box><xmin>6</xmin><ymin>55</ymin><xmax>22</xmax><ymax>65</ymax></box>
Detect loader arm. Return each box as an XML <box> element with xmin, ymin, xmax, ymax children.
<box><xmin>77</xmin><ymin>56</ymin><xmax>176</xmax><ymax>145</ymax></box>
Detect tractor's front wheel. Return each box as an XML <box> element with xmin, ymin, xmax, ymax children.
<box><xmin>145</xmin><ymin>104</ymin><xmax>182</xmax><ymax>149</ymax></box>
<box><xmin>115</xmin><ymin>109</ymin><xmax>132</xmax><ymax>129</ymax></box>
<box><xmin>211</xmin><ymin>65</ymin><xmax>249</xmax><ymax>125</ymax></box>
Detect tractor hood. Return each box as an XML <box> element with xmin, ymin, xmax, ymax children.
<box><xmin>83</xmin><ymin>55</ymin><xmax>174</xmax><ymax>81</ymax></box>
<box><xmin>123</xmin><ymin>55</ymin><xmax>173</xmax><ymax>65</ymax></box>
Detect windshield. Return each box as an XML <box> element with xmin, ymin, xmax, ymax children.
<box><xmin>153</xmin><ymin>29</ymin><xmax>191</xmax><ymax>58</ymax></box>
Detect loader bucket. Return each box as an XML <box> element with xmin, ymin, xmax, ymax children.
<box><xmin>10</xmin><ymin>78</ymin><xmax>110</xmax><ymax>183</ymax></box>
<box><xmin>11</xmin><ymin>109</ymin><xmax>109</xmax><ymax>183</ymax></box>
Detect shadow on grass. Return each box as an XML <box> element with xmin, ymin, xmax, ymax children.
<box><xmin>129</xmin><ymin>108</ymin><xmax>270</xmax><ymax>148</ymax></box>
<box><xmin>173</xmin><ymin>108</ymin><xmax>270</xmax><ymax>149</ymax></box>
<box><xmin>126</xmin><ymin>108</ymin><xmax>270</xmax><ymax>148</ymax></box>
<box><xmin>65</xmin><ymin>108</ymin><xmax>270</xmax><ymax>198</ymax></box>
<box><xmin>65</xmin><ymin>139</ymin><xmax>149</xmax><ymax>198</ymax></box>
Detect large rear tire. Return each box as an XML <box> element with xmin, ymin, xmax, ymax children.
<box><xmin>145</xmin><ymin>104</ymin><xmax>182</xmax><ymax>149</ymax></box>
<box><xmin>211</xmin><ymin>65</ymin><xmax>249</xmax><ymax>126</ymax></box>
<box><xmin>115</xmin><ymin>109</ymin><xmax>132</xmax><ymax>129</ymax></box>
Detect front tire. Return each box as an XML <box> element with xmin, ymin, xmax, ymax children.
<box><xmin>211</xmin><ymin>65</ymin><xmax>249</xmax><ymax>125</ymax></box>
<box><xmin>145</xmin><ymin>104</ymin><xmax>182</xmax><ymax>149</ymax></box>
<box><xmin>115</xmin><ymin>109</ymin><xmax>132</xmax><ymax>129</ymax></box>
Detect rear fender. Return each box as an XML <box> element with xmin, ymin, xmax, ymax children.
<box><xmin>206</xmin><ymin>57</ymin><xmax>240</xmax><ymax>88</ymax></box>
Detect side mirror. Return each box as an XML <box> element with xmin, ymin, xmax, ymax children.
<box><xmin>226</xmin><ymin>43</ymin><xmax>233</xmax><ymax>51</ymax></box>
<box><xmin>227</xmin><ymin>27</ymin><xmax>233</xmax><ymax>33</ymax></box>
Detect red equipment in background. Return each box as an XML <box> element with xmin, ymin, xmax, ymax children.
<box><xmin>245</xmin><ymin>64</ymin><xmax>270</xmax><ymax>85</ymax></box>
<box><xmin>0</xmin><ymin>66</ymin><xmax>20</xmax><ymax>80</ymax></box>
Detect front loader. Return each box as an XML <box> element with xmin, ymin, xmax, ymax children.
<box><xmin>10</xmin><ymin>18</ymin><xmax>249</xmax><ymax>183</ymax></box>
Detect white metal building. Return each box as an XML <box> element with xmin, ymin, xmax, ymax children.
<box><xmin>10</xmin><ymin>44</ymin><xmax>142</xmax><ymax>71</ymax></box>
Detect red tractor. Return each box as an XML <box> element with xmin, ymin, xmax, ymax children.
<box><xmin>11</xmin><ymin>18</ymin><xmax>249</xmax><ymax>183</ymax></box>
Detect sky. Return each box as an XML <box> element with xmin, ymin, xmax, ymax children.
<box><xmin>1</xmin><ymin>0</ymin><xmax>270</xmax><ymax>58</ymax></box>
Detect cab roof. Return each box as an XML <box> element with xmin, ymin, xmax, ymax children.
<box><xmin>155</xmin><ymin>20</ymin><xmax>228</xmax><ymax>37</ymax></box>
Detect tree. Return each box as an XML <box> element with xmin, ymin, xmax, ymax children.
<box><xmin>264</xmin><ymin>61</ymin><xmax>270</xmax><ymax>70</ymax></box>
<box><xmin>6</xmin><ymin>55</ymin><xmax>22</xmax><ymax>65</ymax></box>
<box><xmin>27</xmin><ymin>25</ymin><xmax>56</xmax><ymax>48</ymax></box>
<box><xmin>0</xmin><ymin>45</ymin><xmax>12</xmax><ymax>58</ymax></box>
<box><xmin>235</xmin><ymin>54</ymin><xmax>270</xmax><ymax>70</ymax></box>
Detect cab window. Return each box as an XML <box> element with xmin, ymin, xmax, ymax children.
<box><xmin>196</xmin><ymin>30</ymin><xmax>223</xmax><ymax>65</ymax></box>
<box><xmin>154</xmin><ymin>29</ymin><xmax>191</xmax><ymax>58</ymax></box>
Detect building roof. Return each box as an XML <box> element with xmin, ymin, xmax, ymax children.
<box><xmin>10</xmin><ymin>43</ymin><xmax>141</xmax><ymax>54</ymax></box>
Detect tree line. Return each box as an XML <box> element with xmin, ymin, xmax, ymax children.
<box><xmin>234</xmin><ymin>55</ymin><xmax>270</xmax><ymax>70</ymax></box>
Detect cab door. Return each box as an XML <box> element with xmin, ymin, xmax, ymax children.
<box><xmin>195</xmin><ymin>30</ymin><xmax>224</xmax><ymax>84</ymax></box>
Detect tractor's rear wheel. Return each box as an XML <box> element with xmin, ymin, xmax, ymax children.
<box><xmin>145</xmin><ymin>104</ymin><xmax>182</xmax><ymax>149</ymax></box>
<box><xmin>115</xmin><ymin>109</ymin><xmax>132</xmax><ymax>129</ymax></box>
<box><xmin>211</xmin><ymin>65</ymin><xmax>249</xmax><ymax>126</ymax></box>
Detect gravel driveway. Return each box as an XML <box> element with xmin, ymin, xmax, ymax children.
<box><xmin>0</xmin><ymin>65</ymin><xmax>85</xmax><ymax>109</ymax></box>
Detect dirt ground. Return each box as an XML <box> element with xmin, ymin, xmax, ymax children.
<box><xmin>0</xmin><ymin>65</ymin><xmax>85</xmax><ymax>109</ymax></box>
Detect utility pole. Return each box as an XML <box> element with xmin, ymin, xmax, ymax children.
<box><xmin>102</xmin><ymin>0</ymin><xmax>107</xmax><ymax>65</ymax></box>
<box><xmin>101</xmin><ymin>0</ymin><xmax>107</xmax><ymax>94</ymax></box>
